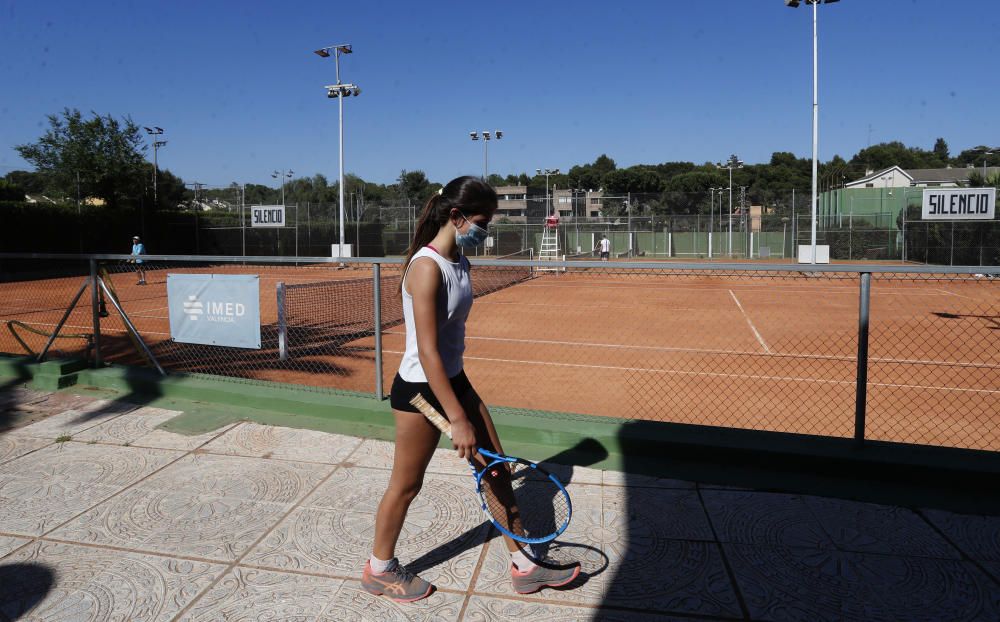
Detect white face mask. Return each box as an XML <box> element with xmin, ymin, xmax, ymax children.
<box><xmin>455</xmin><ymin>212</ymin><xmax>489</xmax><ymax>247</ymax></box>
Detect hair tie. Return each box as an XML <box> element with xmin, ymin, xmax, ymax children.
<box><xmin>437</xmin><ymin>187</ymin><xmax>444</xmax><ymax>195</ymax></box>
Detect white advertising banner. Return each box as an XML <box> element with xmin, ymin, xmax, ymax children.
<box><xmin>922</xmin><ymin>188</ymin><xmax>996</xmax><ymax>220</ymax></box>
<box><xmin>250</xmin><ymin>205</ymin><xmax>285</xmax><ymax>227</ymax></box>
<box><xmin>167</xmin><ymin>274</ymin><xmax>261</xmax><ymax>349</ymax></box>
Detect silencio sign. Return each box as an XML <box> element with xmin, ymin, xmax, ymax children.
<box><xmin>922</xmin><ymin>188</ymin><xmax>996</xmax><ymax>220</ymax></box>
<box><xmin>251</xmin><ymin>205</ymin><xmax>285</xmax><ymax>227</ymax></box>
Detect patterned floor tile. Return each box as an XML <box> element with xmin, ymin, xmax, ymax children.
<box><xmin>981</xmin><ymin>561</ymin><xmax>1000</xmax><ymax>583</ymax></box>
<box><xmin>178</xmin><ymin>566</ymin><xmax>464</xmax><ymax>621</ymax></box>
<box><xmin>51</xmin><ymin>483</ymin><xmax>298</xmax><ymax>562</ymax></box>
<box><xmin>247</xmin><ymin>467</ymin><xmax>490</xmax><ymax>590</ymax></box>
<box><xmin>73</xmin><ymin>407</ymin><xmax>184</xmax><ymax>445</ymax></box>
<box><xmin>475</xmin><ymin>484</ymin><xmax>740</xmax><ymax>618</ymax></box>
<box><xmin>130</xmin><ymin>423</ymin><xmax>237</xmax><ymax>451</ymax></box>
<box><xmin>0</xmin><ymin>442</ymin><xmax>182</xmax><ymax>487</ymax></box>
<box><xmin>464</xmin><ymin>596</ymin><xmax>687</xmax><ymax>621</ymax></box>
<box><xmin>0</xmin><ymin>540</ymin><xmax>224</xmax><ymax>621</ymax></box>
<box><xmin>724</xmin><ymin>542</ymin><xmax>1000</xmax><ymax>622</ymax></box>
<box><xmin>0</xmin><ymin>434</ymin><xmax>50</xmax><ymax>465</ymax></box>
<box><xmin>602</xmin><ymin>470</ymin><xmax>696</xmax><ymax>489</ymax></box>
<box><xmin>0</xmin><ymin>477</ymin><xmax>124</xmax><ymax>536</ymax></box>
<box><xmin>319</xmin><ymin>579</ymin><xmax>466</xmax><ymax>621</ymax></box>
<box><xmin>603</xmin><ymin>487</ymin><xmax>715</xmax><ymax>541</ymax></box>
<box><xmin>922</xmin><ymin>509</ymin><xmax>1000</xmax><ymax>562</ymax></box>
<box><xmin>803</xmin><ymin>496</ymin><xmax>959</xmax><ymax>559</ymax></box>
<box><xmin>178</xmin><ymin>567</ymin><xmax>343</xmax><ymax>621</ymax></box>
<box><xmin>0</xmin><ymin>536</ymin><xmax>31</xmax><ymax>559</ymax></box>
<box><xmin>200</xmin><ymin>422</ymin><xmax>363</xmax><ymax>463</ymax></box>
<box><xmin>350</xmin><ymin>438</ymin><xmax>484</xmax><ymax>476</ymax></box>
<box><xmin>7</xmin><ymin>399</ymin><xmax>138</xmax><ymax>439</ymax></box>
<box><xmin>702</xmin><ymin>490</ymin><xmax>834</xmax><ymax>548</ymax></box>
<box><xmin>139</xmin><ymin>452</ymin><xmax>332</xmax><ymax>503</ymax></box>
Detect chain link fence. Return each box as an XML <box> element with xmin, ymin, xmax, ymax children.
<box><xmin>1</xmin><ymin>254</ymin><xmax>997</xmax><ymax>452</ymax></box>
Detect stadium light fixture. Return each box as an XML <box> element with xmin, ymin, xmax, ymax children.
<box><xmin>536</xmin><ymin>168</ymin><xmax>560</xmax><ymax>217</ymax></box>
<box><xmin>272</xmin><ymin>169</ymin><xmax>294</xmax><ymax>206</ymax></box>
<box><xmin>716</xmin><ymin>155</ymin><xmax>744</xmax><ymax>256</ymax></box>
<box><xmin>470</xmin><ymin>130</ymin><xmax>503</xmax><ymax>180</ymax></box>
<box><xmin>785</xmin><ymin>0</ymin><xmax>840</xmax><ymax>264</ymax></box>
<box><xmin>315</xmin><ymin>43</ymin><xmax>360</xmax><ymax>259</ymax></box>
<box><xmin>143</xmin><ymin>126</ymin><xmax>166</xmax><ymax>207</ymax></box>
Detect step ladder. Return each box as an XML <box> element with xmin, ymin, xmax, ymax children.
<box><xmin>537</xmin><ymin>226</ymin><xmax>564</xmax><ymax>272</ymax></box>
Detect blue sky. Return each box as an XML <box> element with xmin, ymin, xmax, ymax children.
<box><xmin>1</xmin><ymin>1</ymin><xmax>997</xmax><ymax>187</ymax></box>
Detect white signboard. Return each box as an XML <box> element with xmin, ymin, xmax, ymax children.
<box><xmin>797</xmin><ymin>244</ymin><xmax>830</xmax><ymax>264</ymax></box>
<box><xmin>251</xmin><ymin>205</ymin><xmax>285</xmax><ymax>227</ymax></box>
<box><xmin>167</xmin><ymin>274</ymin><xmax>261</xmax><ymax>349</ymax></box>
<box><xmin>922</xmin><ymin>188</ymin><xmax>995</xmax><ymax>220</ymax></box>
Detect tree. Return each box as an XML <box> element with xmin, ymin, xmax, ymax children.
<box><xmin>0</xmin><ymin>180</ymin><xmax>24</xmax><ymax>201</ymax></box>
<box><xmin>933</xmin><ymin>137</ymin><xmax>950</xmax><ymax>162</ymax></box>
<box><xmin>3</xmin><ymin>170</ymin><xmax>44</xmax><ymax>195</ymax></box>
<box><xmin>602</xmin><ymin>167</ymin><xmax>665</xmax><ymax>194</ymax></box>
<box><xmin>15</xmin><ymin>108</ymin><xmax>147</xmax><ymax>208</ymax></box>
<box><xmin>397</xmin><ymin>170</ymin><xmax>433</xmax><ymax>204</ymax></box>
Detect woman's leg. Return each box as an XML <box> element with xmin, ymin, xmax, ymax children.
<box><xmin>458</xmin><ymin>387</ymin><xmax>524</xmax><ymax>554</ymax></box>
<box><xmin>460</xmin><ymin>384</ymin><xmax>581</xmax><ymax>592</ymax></box>
<box><xmin>371</xmin><ymin>409</ymin><xmax>441</xmax><ymax>560</ymax></box>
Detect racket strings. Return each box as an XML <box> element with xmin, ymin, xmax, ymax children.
<box><xmin>479</xmin><ymin>461</ymin><xmax>571</xmax><ymax>540</ymax></box>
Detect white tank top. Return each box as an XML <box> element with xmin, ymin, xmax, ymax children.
<box><xmin>398</xmin><ymin>247</ymin><xmax>473</xmax><ymax>382</ymax></box>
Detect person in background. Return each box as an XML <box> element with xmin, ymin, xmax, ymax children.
<box><xmin>595</xmin><ymin>234</ymin><xmax>611</xmax><ymax>261</ymax></box>
<box><xmin>131</xmin><ymin>235</ymin><xmax>146</xmax><ymax>285</ymax></box>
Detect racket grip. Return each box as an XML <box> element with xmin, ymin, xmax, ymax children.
<box><xmin>409</xmin><ymin>394</ymin><xmax>453</xmax><ymax>439</ymax></box>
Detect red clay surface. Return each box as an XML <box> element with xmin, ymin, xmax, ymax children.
<box><xmin>2</xmin><ymin>263</ymin><xmax>997</xmax><ymax>451</ymax></box>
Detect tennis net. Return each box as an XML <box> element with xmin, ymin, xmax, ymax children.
<box><xmin>278</xmin><ymin>274</ymin><xmax>404</xmax><ymax>360</ymax></box>
<box><xmin>473</xmin><ymin>248</ymin><xmax>535</xmax><ymax>297</ymax></box>
<box><xmin>277</xmin><ymin>249</ymin><xmax>535</xmax><ymax>359</ymax></box>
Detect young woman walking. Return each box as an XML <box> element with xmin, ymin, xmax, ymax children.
<box><xmin>361</xmin><ymin>176</ymin><xmax>579</xmax><ymax>602</ymax></box>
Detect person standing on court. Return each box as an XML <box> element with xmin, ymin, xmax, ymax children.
<box><xmin>362</xmin><ymin>176</ymin><xmax>579</xmax><ymax>603</ymax></box>
<box><xmin>130</xmin><ymin>235</ymin><xmax>146</xmax><ymax>285</ymax></box>
<box><xmin>595</xmin><ymin>234</ymin><xmax>611</xmax><ymax>261</ymax></box>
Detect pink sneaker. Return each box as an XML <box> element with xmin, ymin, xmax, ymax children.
<box><xmin>511</xmin><ymin>561</ymin><xmax>581</xmax><ymax>594</ymax></box>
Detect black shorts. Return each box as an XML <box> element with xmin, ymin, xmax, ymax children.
<box><xmin>390</xmin><ymin>370</ymin><xmax>474</xmax><ymax>414</ymax></box>
<box><xmin>600</xmin><ymin>251</ymin><xmax>609</xmax><ymax>259</ymax></box>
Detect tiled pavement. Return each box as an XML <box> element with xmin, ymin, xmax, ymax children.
<box><xmin>1</xmin><ymin>389</ymin><xmax>999</xmax><ymax>621</ymax></box>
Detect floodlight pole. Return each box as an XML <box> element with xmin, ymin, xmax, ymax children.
<box><xmin>786</xmin><ymin>0</ymin><xmax>839</xmax><ymax>263</ymax></box>
<box><xmin>537</xmin><ymin>168</ymin><xmax>560</xmax><ymax>217</ymax></box>
<box><xmin>470</xmin><ymin>131</ymin><xmax>503</xmax><ymax>180</ymax></box>
<box><xmin>716</xmin><ymin>155</ymin><xmax>743</xmax><ymax>256</ymax></box>
<box><xmin>337</xmin><ymin>50</ymin><xmax>346</xmax><ymax>257</ymax></box>
<box><xmin>316</xmin><ymin>43</ymin><xmax>360</xmax><ymax>259</ymax></box>
<box><xmin>144</xmin><ymin>126</ymin><xmax>165</xmax><ymax>206</ymax></box>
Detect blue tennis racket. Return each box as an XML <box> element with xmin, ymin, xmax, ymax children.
<box><xmin>410</xmin><ymin>394</ymin><xmax>573</xmax><ymax>544</ymax></box>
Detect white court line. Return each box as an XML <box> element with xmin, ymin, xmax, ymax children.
<box><xmin>12</xmin><ymin>321</ymin><xmax>170</xmax><ymax>337</ymax></box>
<box><xmin>382</xmin><ymin>330</ymin><xmax>1000</xmax><ymax>370</ymax></box>
<box><xmin>475</xmin><ymin>300</ymin><xmax>698</xmax><ymax>311</ymax></box>
<box><xmin>383</xmin><ymin>350</ymin><xmax>1000</xmax><ymax>396</ymax></box>
<box><xmin>935</xmin><ymin>288</ymin><xmax>977</xmax><ymax>300</ymax></box>
<box><xmin>728</xmin><ymin>290</ymin><xmax>771</xmax><ymax>354</ymax></box>
<box><xmin>519</xmin><ymin>281</ymin><xmax>951</xmax><ymax>296</ymax></box>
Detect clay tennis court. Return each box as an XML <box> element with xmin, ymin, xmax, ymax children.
<box><xmin>1</xmin><ymin>261</ymin><xmax>997</xmax><ymax>451</ymax></box>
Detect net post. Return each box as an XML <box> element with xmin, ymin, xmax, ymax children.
<box><xmin>373</xmin><ymin>263</ymin><xmax>384</xmax><ymax>400</ymax></box>
<box><xmin>854</xmin><ymin>272</ymin><xmax>872</xmax><ymax>447</ymax></box>
<box><xmin>277</xmin><ymin>281</ymin><xmax>288</xmax><ymax>361</ymax></box>
<box><xmin>90</xmin><ymin>259</ymin><xmax>103</xmax><ymax>367</ymax></box>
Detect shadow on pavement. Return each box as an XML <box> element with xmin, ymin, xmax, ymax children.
<box><xmin>0</xmin><ymin>562</ymin><xmax>55</xmax><ymax>620</ymax></box>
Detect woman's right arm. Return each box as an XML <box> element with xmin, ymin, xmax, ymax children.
<box><xmin>407</xmin><ymin>259</ymin><xmax>477</xmax><ymax>459</ymax></box>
